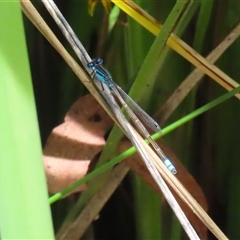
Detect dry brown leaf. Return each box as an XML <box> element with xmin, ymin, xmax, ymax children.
<box><xmin>43</xmin><ymin>94</ymin><xmax>113</xmax><ymax>194</ymax></box>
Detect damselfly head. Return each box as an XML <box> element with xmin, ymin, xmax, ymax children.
<box><xmin>88</xmin><ymin>58</ymin><xmax>103</xmax><ymax>69</ymax></box>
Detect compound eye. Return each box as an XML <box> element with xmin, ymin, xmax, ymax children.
<box><xmin>87</xmin><ymin>62</ymin><xmax>94</xmax><ymax>68</ymax></box>
<box><xmin>96</xmin><ymin>58</ymin><xmax>103</xmax><ymax>64</ymax></box>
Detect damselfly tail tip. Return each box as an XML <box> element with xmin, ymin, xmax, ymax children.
<box><xmin>164</xmin><ymin>159</ymin><xmax>177</xmax><ymax>174</ymax></box>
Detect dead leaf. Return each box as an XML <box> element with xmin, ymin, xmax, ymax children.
<box><xmin>43</xmin><ymin>94</ymin><xmax>113</xmax><ymax>194</ymax></box>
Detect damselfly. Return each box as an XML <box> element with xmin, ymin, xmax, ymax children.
<box><xmin>88</xmin><ymin>58</ymin><xmax>177</xmax><ymax>174</ymax></box>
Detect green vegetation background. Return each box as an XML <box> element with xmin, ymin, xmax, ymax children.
<box><xmin>1</xmin><ymin>0</ymin><xmax>240</xmax><ymax>239</ymax></box>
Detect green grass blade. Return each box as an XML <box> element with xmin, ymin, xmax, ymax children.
<box><xmin>127</xmin><ymin>1</ymin><xmax>197</xmax><ymax>238</ymax></box>
<box><xmin>0</xmin><ymin>1</ymin><xmax>54</xmax><ymax>238</ymax></box>
<box><xmin>128</xmin><ymin>0</ymin><xmax>195</xmax><ymax>102</ymax></box>
<box><xmin>49</xmin><ymin>84</ymin><xmax>240</xmax><ymax>203</ymax></box>
<box><xmin>193</xmin><ymin>0</ymin><xmax>214</xmax><ymax>53</ymax></box>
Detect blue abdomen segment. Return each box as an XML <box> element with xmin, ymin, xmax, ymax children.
<box><xmin>163</xmin><ymin>158</ymin><xmax>177</xmax><ymax>174</ymax></box>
